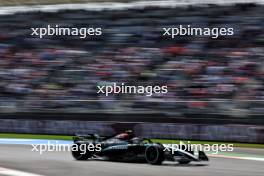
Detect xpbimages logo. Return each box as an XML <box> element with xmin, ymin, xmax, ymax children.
<box><xmin>163</xmin><ymin>141</ymin><xmax>234</xmax><ymax>154</ymax></box>
<box><xmin>163</xmin><ymin>25</ymin><xmax>234</xmax><ymax>39</ymax></box>
<box><xmin>31</xmin><ymin>141</ymin><xmax>101</xmax><ymax>154</ymax></box>
<box><xmin>30</xmin><ymin>25</ymin><xmax>102</xmax><ymax>39</ymax></box>
<box><xmin>97</xmin><ymin>83</ymin><xmax>168</xmax><ymax>96</ymax></box>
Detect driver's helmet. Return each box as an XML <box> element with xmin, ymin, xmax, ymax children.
<box><xmin>116</xmin><ymin>133</ymin><xmax>129</xmax><ymax>140</ymax></box>
<box><xmin>131</xmin><ymin>137</ymin><xmax>142</xmax><ymax>144</ymax></box>
<box><xmin>115</xmin><ymin>130</ymin><xmax>134</xmax><ymax>140</ymax></box>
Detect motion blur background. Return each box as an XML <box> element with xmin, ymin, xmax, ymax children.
<box><xmin>0</xmin><ymin>0</ymin><xmax>263</xmax><ymax>143</ymax></box>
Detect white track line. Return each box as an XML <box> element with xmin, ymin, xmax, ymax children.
<box><xmin>0</xmin><ymin>167</ymin><xmax>44</xmax><ymax>176</ymax></box>
<box><xmin>208</xmin><ymin>154</ymin><xmax>264</xmax><ymax>162</ymax></box>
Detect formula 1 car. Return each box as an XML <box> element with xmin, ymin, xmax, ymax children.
<box><xmin>71</xmin><ymin>133</ymin><xmax>209</xmax><ymax>165</ymax></box>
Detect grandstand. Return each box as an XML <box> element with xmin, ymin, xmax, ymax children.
<box><xmin>0</xmin><ymin>2</ymin><xmax>263</xmax><ymax>117</ymax></box>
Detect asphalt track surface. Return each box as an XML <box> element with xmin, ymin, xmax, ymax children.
<box><xmin>0</xmin><ymin>144</ymin><xmax>263</xmax><ymax>176</ymax></box>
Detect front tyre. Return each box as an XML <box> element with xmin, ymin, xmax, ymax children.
<box><xmin>145</xmin><ymin>145</ymin><xmax>164</xmax><ymax>165</ymax></box>
<box><xmin>71</xmin><ymin>143</ymin><xmax>92</xmax><ymax>160</ymax></box>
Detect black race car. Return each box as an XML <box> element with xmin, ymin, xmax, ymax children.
<box><xmin>71</xmin><ymin>133</ymin><xmax>209</xmax><ymax>165</ymax></box>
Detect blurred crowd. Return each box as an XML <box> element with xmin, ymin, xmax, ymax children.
<box><xmin>0</xmin><ymin>3</ymin><xmax>263</xmax><ymax>115</ymax></box>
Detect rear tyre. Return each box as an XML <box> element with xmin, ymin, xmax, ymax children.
<box><xmin>145</xmin><ymin>145</ymin><xmax>164</xmax><ymax>165</ymax></box>
<box><xmin>71</xmin><ymin>143</ymin><xmax>92</xmax><ymax>160</ymax></box>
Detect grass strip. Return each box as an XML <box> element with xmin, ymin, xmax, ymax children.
<box><xmin>0</xmin><ymin>133</ymin><xmax>72</xmax><ymax>141</ymax></box>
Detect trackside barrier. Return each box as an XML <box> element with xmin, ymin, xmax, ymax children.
<box><xmin>134</xmin><ymin>123</ymin><xmax>264</xmax><ymax>143</ymax></box>
<box><xmin>0</xmin><ymin>119</ymin><xmax>263</xmax><ymax>143</ymax></box>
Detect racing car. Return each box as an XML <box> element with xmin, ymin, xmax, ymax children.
<box><xmin>71</xmin><ymin>132</ymin><xmax>209</xmax><ymax>165</ymax></box>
